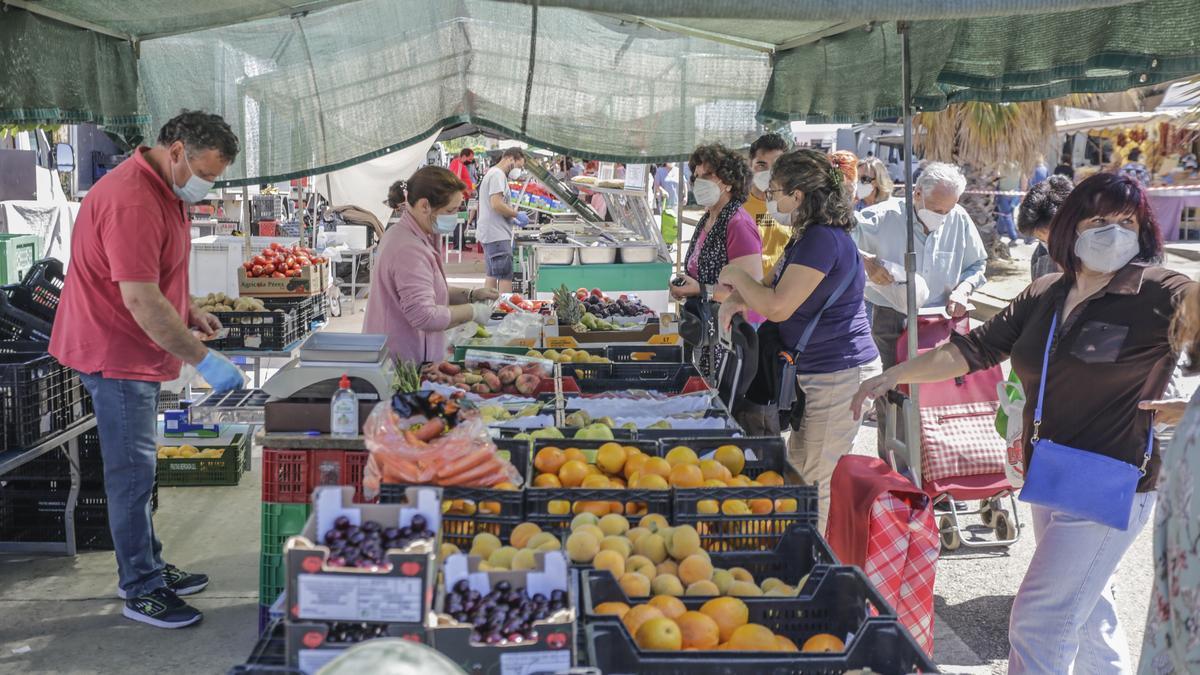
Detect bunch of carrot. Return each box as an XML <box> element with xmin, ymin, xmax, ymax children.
<box><xmin>363</xmin><ymin>409</ymin><xmax>518</xmax><ymax>496</ymax></box>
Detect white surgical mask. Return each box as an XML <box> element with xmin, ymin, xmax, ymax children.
<box><xmin>1074</xmin><ymin>223</ymin><xmax>1140</xmax><ymax>273</ymax></box>
<box><xmin>435</xmin><ymin>213</ymin><xmax>458</xmax><ymax>235</ymax></box>
<box><xmin>767</xmin><ymin>199</ymin><xmax>792</xmax><ymax>225</ymax></box>
<box><xmin>172</xmin><ymin>156</ymin><xmax>214</xmax><ymax>204</ymax></box>
<box><xmin>855</xmin><ymin>183</ymin><xmax>874</xmax><ymax>200</ymax></box>
<box><xmin>752</xmin><ymin>171</ymin><xmax>771</xmax><ymax>192</ymax></box>
<box><xmin>916</xmin><ymin>197</ymin><xmax>947</xmax><ymax>232</ymax></box>
<box><xmin>693</xmin><ymin>178</ymin><xmax>721</xmax><ymax>207</ymax></box>
<box><xmin>508</xmin><ymin>166</ymin><xmax>524</xmax><ymax>180</ymax></box>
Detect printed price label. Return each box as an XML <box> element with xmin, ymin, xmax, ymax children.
<box><xmin>544</xmin><ymin>336</ymin><xmax>578</xmax><ymax>348</ymax></box>
<box><xmin>508</xmin><ymin>338</ymin><xmax>536</xmax><ymax>348</ymax></box>
<box><xmin>500</xmin><ymin>649</ymin><xmax>572</xmax><ymax>675</ymax></box>
<box><xmin>297</xmin><ymin>574</ymin><xmax>423</xmax><ymax>622</ymax></box>
<box><xmin>648</xmin><ymin>334</ymin><xmax>680</xmax><ymax>345</ymax></box>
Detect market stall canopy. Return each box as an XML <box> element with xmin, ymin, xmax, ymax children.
<box><xmin>2</xmin><ymin>0</ymin><xmax>1199</xmax><ymax>184</ymax></box>
<box><xmin>1054</xmin><ymin>107</ymin><xmax>1178</xmax><ymax>134</ymax></box>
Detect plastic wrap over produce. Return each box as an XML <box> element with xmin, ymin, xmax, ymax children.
<box><xmin>563</xmin><ymin>391</ymin><xmax>717</xmax><ymax>417</ymax></box>
<box><xmin>361</xmin><ymin>402</ymin><xmax>522</xmax><ymax>499</ymax></box>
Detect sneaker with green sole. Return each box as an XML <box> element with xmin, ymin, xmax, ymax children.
<box><xmin>118</xmin><ymin>564</ymin><xmax>209</xmax><ymax>600</ymax></box>
<box><xmin>123</xmin><ymin>587</ymin><xmax>203</xmax><ymax>629</ymax></box>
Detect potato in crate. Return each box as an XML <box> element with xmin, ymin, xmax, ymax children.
<box><xmin>155</xmin><ymin>423</ymin><xmax>250</xmax><ymax>486</ymax></box>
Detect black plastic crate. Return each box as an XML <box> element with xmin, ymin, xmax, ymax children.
<box><xmin>0</xmin><ymin>479</ymin><xmax>158</xmax><ymax>550</ymax></box>
<box><xmin>525</xmin><ymin>438</ymin><xmax>669</xmax><ymax>534</ymax></box>
<box><xmin>632</xmin><ymin>411</ymin><xmax>742</xmax><ymax>441</ymax></box>
<box><xmin>229</xmin><ymin>619</ymin><xmax>300</xmax><ymax>674</ymax></box>
<box><xmin>493</xmin><ymin>425</ymin><xmax>637</xmax><ymax>441</ymax></box>
<box><xmin>0</xmin><ymin>286</ymin><xmax>53</xmax><ymax>342</ymax></box>
<box><xmin>18</xmin><ymin>258</ymin><xmax>65</xmax><ymax>323</ymax></box>
<box><xmin>584</xmin><ymin>566</ymin><xmax>934</xmax><ymax>675</ymax></box>
<box><xmin>207</xmin><ymin>308</ymin><xmax>303</xmax><ymax>351</ymax></box>
<box><xmin>663</xmin><ymin>436</ymin><xmax>817</xmax><ymax>552</ymax></box>
<box><xmin>3</xmin><ymin>430</ymin><xmax>105</xmax><ymax>483</ymax></box>
<box><xmin>585</xmin><ymin>618</ymin><xmax>934</xmax><ymax>675</ymax></box>
<box><xmin>0</xmin><ymin>349</ymin><xmax>88</xmax><ymax>452</ymax></box>
<box><xmin>263</xmin><ymin>293</ymin><xmax>329</xmax><ymax>330</ymax></box>
<box><xmin>606</xmin><ymin>344</ymin><xmax>683</xmax><ymax>363</ymax></box>
<box><xmin>566</xmin><ymin>363</ymin><xmax>710</xmax><ymax>395</ymax></box>
<box><xmin>379</xmin><ymin>439</ymin><xmax>528</xmax><ymax>550</ymax></box>
<box><xmin>578</xmin><ymin>524</ymin><xmax>837</xmax><ymax>606</ymax></box>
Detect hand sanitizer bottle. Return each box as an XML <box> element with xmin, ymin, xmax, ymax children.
<box><xmin>330</xmin><ymin>374</ymin><xmax>358</xmax><ymax>436</ymax></box>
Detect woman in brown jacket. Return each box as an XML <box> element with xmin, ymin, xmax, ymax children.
<box><xmin>852</xmin><ymin>173</ymin><xmax>1193</xmax><ymax>673</ymax></box>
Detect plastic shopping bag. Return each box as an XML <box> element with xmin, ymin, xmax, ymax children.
<box><xmin>362</xmin><ymin>401</ymin><xmax>521</xmax><ymax>499</ymax></box>
<box><xmin>994</xmin><ymin>372</ymin><xmax>1026</xmax><ymax>486</ymax></box>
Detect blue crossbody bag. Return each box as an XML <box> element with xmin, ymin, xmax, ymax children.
<box><xmin>1018</xmin><ymin>312</ymin><xmax>1152</xmax><ymax>530</ymax></box>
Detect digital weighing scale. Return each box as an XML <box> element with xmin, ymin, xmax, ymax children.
<box><xmin>188</xmin><ymin>333</ymin><xmax>395</xmax><ymax>425</ymax></box>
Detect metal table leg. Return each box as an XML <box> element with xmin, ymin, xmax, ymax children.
<box><xmin>63</xmin><ymin>438</ymin><xmax>80</xmax><ymax>556</ymax></box>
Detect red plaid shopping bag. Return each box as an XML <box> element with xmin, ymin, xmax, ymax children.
<box><xmin>864</xmin><ymin>492</ymin><xmax>939</xmax><ymax>656</ymax></box>
<box><xmin>919</xmin><ymin>401</ymin><xmax>1009</xmax><ymax>484</ymax></box>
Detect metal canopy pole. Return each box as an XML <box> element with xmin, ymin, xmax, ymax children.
<box><xmin>898</xmin><ymin>21</ymin><xmax>922</xmax><ymax>486</ymax></box>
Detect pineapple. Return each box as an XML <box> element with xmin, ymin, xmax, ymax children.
<box><xmin>554</xmin><ymin>284</ymin><xmax>584</xmax><ymax>326</ymax></box>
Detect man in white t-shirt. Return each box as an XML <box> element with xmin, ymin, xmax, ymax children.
<box><xmin>476</xmin><ymin>147</ymin><xmax>528</xmax><ymax>293</ymax></box>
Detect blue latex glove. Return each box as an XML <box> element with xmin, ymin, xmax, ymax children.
<box><xmin>196</xmin><ymin>349</ymin><xmax>245</xmax><ymax>393</ymax></box>
<box><xmin>512</xmin><ymin>212</ymin><xmax>530</xmax><ymax>227</ymax></box>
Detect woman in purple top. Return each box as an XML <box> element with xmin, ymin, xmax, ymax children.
<box><xmin>669</xmin><ymin>143</ymin><xmax>764</xmax><ymax>376</ymax></box>
<box><xmin>719</xmin><ymin>149</ymin><xmax>880</xmax><ymax>532</ymax></box>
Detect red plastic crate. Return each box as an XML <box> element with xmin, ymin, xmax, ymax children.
<box><xmin>261</xmin><ymin>448</ymin><xmax>371</xmax><ymax>504</ymax></box>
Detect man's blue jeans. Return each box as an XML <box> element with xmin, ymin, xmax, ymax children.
<box><xmin>79</xmin><ymin>372</ymin><xmax>166</xmax><ymax>598</ymax></box>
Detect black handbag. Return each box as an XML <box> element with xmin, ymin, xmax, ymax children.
<box><xmin>741</xmin><ymin>264</ymin><xmax>857</xmax><ymax>432</ymax></box>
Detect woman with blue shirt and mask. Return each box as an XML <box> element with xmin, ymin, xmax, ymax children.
<box><xmin>718</xmin><ymin>149</ymin><xmax>881</xmax><ymax>533</ymax></box>
<box><xmin>364</xmin><ymin>167</ymin><xmax>498</xmax><ymax>361</ymax></box>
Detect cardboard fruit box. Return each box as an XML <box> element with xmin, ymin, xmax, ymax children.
<box><xmin>286</xmin><ymin>621</ymin><xmax>428</xmax><ymax>673</ymax></box>
<box><xmin>238</xmin><ymin>261</ymin><xmax>328</xmax><ymax>297</ymax></box>
<box><xmin>430</xmin><ymin>551</ymin><xmax>575</xmax><ymax>673</ymax></box>
<box><xmin>285</xmin><ymin>485</ymin><xmax>442</xmax><ymax>624</ymax></box>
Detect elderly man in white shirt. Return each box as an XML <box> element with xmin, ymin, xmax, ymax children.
<box><xmin>854</xmin><ymin>161</ymin><xmax>988</xmax><ymax>369</ymax></box>
<box><xmin>853</xmin><ymin>161</ymin><xmax>988</xmax><ymax>470</ymax></box>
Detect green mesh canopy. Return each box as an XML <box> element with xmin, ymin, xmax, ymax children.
<box><xmin>3</xmin><ymin>0</ymin><xmax>1199</xmax><ymax>185</ymax></box>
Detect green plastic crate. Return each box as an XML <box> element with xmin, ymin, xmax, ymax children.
<box><xmin>258</xmin><ymin>553</ymin><xmax>286</xmax><ymax>607</ymax></box>
<box><xmin>261</xmin><ymin>502</ymin><xmax>311</xmax><ymax>557</ymax></box>
<box><xmin>0</xmin><ymin>234</ymin><xmax>40</xmax><ymax>285</ymax></box>
<box><xmin>259</xmin><ymin>502</ymin><xmax>311</xmax><ymax>605</ymax></box>
<box><xmin>156</xmin><ymin>431</ymin><xmax>249</xmax><ymax>486</ymax></box>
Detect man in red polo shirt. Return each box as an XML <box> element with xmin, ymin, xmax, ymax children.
<box><xmin>50</xmin><ymin>111</ymin><xmax>245</xmax><ymax>629</ymax></box>
<box><xmin>448</xmin><ymin>147</ymin><xmax>476</xmax><ymax>199</ymax></box>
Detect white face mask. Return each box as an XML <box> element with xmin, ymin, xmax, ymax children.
<box><xmin>693</xmin><ymin>178</ymin><xmax>722</xmax><ymax>207</ymax></box>
<box><xmin>1074</xmin><ymin>223</ymin><xmax>1140</xmax><ymax>273</ymax></box>
<box><xmin>435</xmin><ymin>213</ymin><xmax>458</xmax><ymax>235</ymax></box>
<box><xmin>915</xmin><ymin>196</ymin><xmax>947</xmax><ymax>232</ymax></box>
<box><xmin>508</xmin><ymin>166</ymin><xmax>524</xmax><ymax>180</ymax></box>
<box><xmin>752</xmin><ymin>170</ymin><xmax>771</xmax><ymax>192</ymax></box>
<box><xmin>767</xmin><ymin>199</ymin><xmax>792</xmax><ymax>225</ymax></box>
<box><xmin>855</xmin><ymin>182</ymin><xmax>874</xmax><ymax>200</ymax></box>
<box><xmin>172</xmin><ymin>154</ymin><xmax>214</xmax><ymax>204</ymax></box>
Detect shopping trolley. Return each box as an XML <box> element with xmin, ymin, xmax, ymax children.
<box><xmin>881</xmin><ymin>314</ymin><xmax>1022</xmax><ymax>551</ymax></box>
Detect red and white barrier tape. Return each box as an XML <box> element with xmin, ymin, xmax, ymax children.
<box><xmin>964</xmin><ymin>185</ymin><xmax>1200</xmax><ymax>197</ymax></box>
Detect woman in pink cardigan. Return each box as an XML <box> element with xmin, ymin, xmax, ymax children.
<box><xmin>363</xmin><ymin>167</ymin><xmax>497</xmax><ymax>362</ymax></box>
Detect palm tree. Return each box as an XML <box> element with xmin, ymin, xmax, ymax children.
<box><xmin>915</xmin><ymin>101</ymin><xmax>1059</xmax><ymax>259</ymax></box>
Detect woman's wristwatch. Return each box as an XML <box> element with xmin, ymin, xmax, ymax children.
<box><xmin>467</xmin><ymin>288</ymin><xmax>476</xmax><ymax>302</ymax></box>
